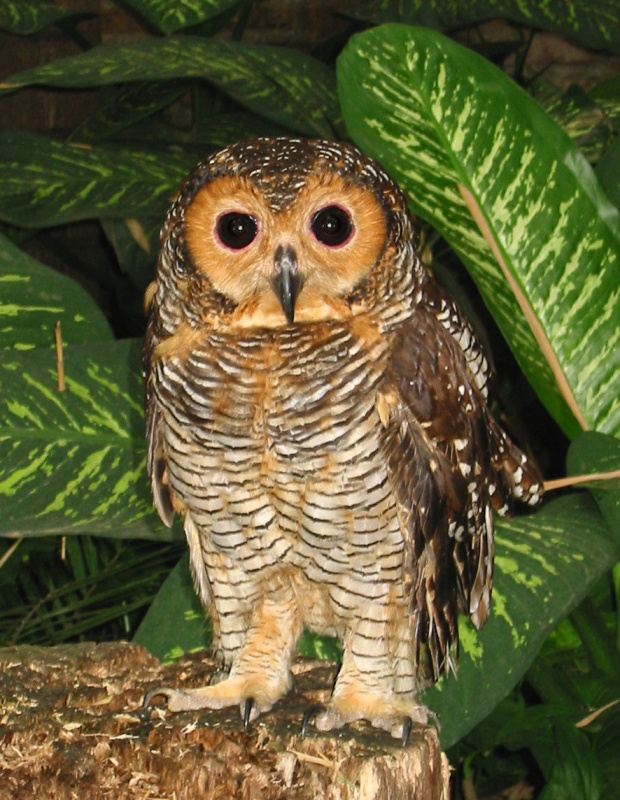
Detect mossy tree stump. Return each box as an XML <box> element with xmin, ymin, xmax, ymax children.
<box><xmin>0</xmin><ymin>643</ymin><xmax>449</xmax><ymax>799</ymax></box>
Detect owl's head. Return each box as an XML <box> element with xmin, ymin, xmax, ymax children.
<box><xmin>167</xmin><ymin>138</ymin><xmax>415</xmax><ymax>327</ymax></box>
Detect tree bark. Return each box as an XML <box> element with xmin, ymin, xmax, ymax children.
<box><xmin>0</xmin><ymin>642</ymin><xmax>450</xmax><ymax>799</ymax></box>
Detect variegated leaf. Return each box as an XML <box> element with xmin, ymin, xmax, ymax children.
<box><xmin>338</xmin><ymin>25</ymin><xmax>620</xmax><ymax>438</ymax></box>
<box><xmin>0</xmin><ymin>0</ymin><xmax>78</xmax><ymax>34</ymax></box>
<box><xmin>425</xmin><ymin>494</ymin><xmax>618</xmax><ymax>748</ymax></box>
<box><xmin>0</xmin><ymin>338</ymin><xmax>178</xmax><ymax>540</ymax></box>
<box><xmin>0</xmin><ymin>233</ymin><xmax>113</xmax><ymax>350</ymax></box>
<box><xmin>347</xmin><ymin>0</ymin><xmax>620</xmax><ymax>55</ymax></box>
<box><xmin>123</xmin><ymin>0</ymin><xmax>242</xmax><ymax>35</ymax></box>
<box><xmin>0</xmin><ymin>37</ymin><xmax>341</xmax><ymax>139</ymax></box>
<box><xmin>0</xmin><ymin>132</ymin><xmax>197</xmax><ymax>226</ymax></box>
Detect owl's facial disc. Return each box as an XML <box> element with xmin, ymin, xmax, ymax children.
<box><xmin>184</xmin><ymin>172</ymin><xmax>388</xmax><ymax>327</ymax></box>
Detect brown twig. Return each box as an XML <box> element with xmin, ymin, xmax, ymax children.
<box><xmin>544</xmin><ymin>469</ymin><xmax>620</xmax><ymax>492</ymax></box>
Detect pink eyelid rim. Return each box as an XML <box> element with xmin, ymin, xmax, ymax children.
<box><xmin>310</xmin><ymin>204</ymin><xmax>355</xmax><ymax>249</ymax></box>
<box><xmin>213</xmin><ymin>211</ymin><xmax>260</xmax><ymax>251</ymax></box>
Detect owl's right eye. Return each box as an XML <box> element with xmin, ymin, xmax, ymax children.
<box><xmin>216</xmin><ymin>212</ymin><xmax>258</xmax><ymax>249</ymax></box>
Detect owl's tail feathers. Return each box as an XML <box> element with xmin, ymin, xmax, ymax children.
<box><xmin>467</xmin><ymin>503</ymin><xmax>494</xmax><ymax>631</ymax></box>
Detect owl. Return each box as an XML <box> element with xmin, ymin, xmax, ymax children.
<box><xmin>143</xmin><ymin>138</ymin><xmax>543</xmax><ymax>741</ymax></box>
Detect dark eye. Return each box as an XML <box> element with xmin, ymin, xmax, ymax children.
<box><xmin>216</xmin><ymin>212</ymin><xmax>258</xmax><ymax>249</ymax></box>
<box><xmin>311</xmin><ymin>205</ymin><xmax>353</xmax><ymax>247</ymax></box>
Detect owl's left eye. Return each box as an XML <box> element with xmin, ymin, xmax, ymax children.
<box><xmin>216</xmin><ymin>212</ymin><xmax>258</xmax><ymax>249</ymax></box>
<box><xmin>311</xmin><ymin>205</ymin><xmax>353</xmax><ymax>247</ymax></box>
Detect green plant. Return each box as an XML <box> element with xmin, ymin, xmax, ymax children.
<box><xmin>0</xmin><ymin>2</ymin><xmax>618</xmax><ymax>796</ymax></box>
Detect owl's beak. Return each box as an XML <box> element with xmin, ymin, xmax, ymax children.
<box><xmin>272</xmin><ymin>244</ymin><xmax>303</xmax><ymax>324</ymax></box>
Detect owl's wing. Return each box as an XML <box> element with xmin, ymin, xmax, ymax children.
<box><xmin>143</xmin><ymin>319</ymin><xmax>176</xmax><ymax>528</ymax></box>
<box><xmin>378</xmin><ymin>285</ymin><xmax>540</xmax><ymax>681</ymax></box>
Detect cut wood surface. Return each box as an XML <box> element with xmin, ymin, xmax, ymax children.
<box><xmin>0</xmin><ymin>643</ymin><xmax>450</xmax><ymax>799</ymax></box>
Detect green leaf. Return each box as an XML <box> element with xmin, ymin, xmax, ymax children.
<box><xmin>133</xmin><ymin>553</ymin><xmax>209</xmax><ymax>662</ymax></box>
<box><xmin>0</xmin><ymin>232</ymin><xmax>113</xmax><ymax>350</ymax></box>
<box><xmin>540</xmin><ymin>723</ymin><xmax>603</xmax><ymax>800</ymax></box>
<box><xmin>596</xmin><ymin>133</ymin><xmax>620</xmax><ymax>209</ymax></box>
<box><xmin>112</xmin><ymin>110</ymin><xmax>293</xmax><ymax>149</ymax></box>
<box><xmin>0</xmin><ymin>0</ymin><xmax>79</xmax><ymax>34</ymax></box>
<box><xmin>567</xmin><ymin>431</ymin><xmax>620</xmax><ymax>541</ymax></box>
<box><xmin>0</xmin><ymin>338</ymin><xmax>180</xmax><ymax>540</ymax></box>
<box><xmin>70</xmin><ymin>81</ymin><xmax>192</xmax><ymax>143</ymax></box>
<box><xmin>338</xmin><ymin>25</ymin><xmax>620</xmax><ymax>438</ymax></box>
<box><xmin>347</xmin><ymin>0</ymin><xmax>620</xmax><ymax>55</ymax></box>
<box><xmin>534</xmin><ymin>83</ymin><xmax>616</xmax><ymax>166</ymax></box>
<box><xmin>424</xmin><ymin>494</ymin><xmax>619</xmax><ymax>748</ymax></box>
<box><xmin>101</xmin><ymin>217</ymin><xmax>159</xmax><ymax>294</ymax></box>
<box><xmin>0</xmin><ymin>37</ymin><xmax>341</xmax><ymax>139</ymax></box>
<box><xmin>0</xmin><ymin>132</ymin><xmax>196</xmax><ymax>226</ymax></box>
<box><xmin>123</xmin><ymin>0</ymin><xmax>243</xmax><ymax>35</ymax></box>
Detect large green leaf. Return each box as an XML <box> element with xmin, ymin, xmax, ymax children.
<box><xmin>426</xmin><ymin>494</ymin><xmax>618</xmax><ymax>748</ymax></box>
<box><xmin>0</xmin><ymin>233</ymin><xmax>113</xmax><ymax>350</ymax></box>
<box><xmin>0</xmin><ymin>37</ymin><xmax>341</xmax><ymax>139</ymax></box>
<box><xmin>0</xmin><ymin>0</ymin><xmax>79</xmax><ymax>34</ymax></box>
<box><xmin>338</xmin><ymin>25</ymin><xmax>620</xmax><ymax>438</ymax></box>
<box><xmin>347</xmin><ymin>0</ymin><xmax>620</xmax><ymax>55</ymax></box>
<box><xmin>0</xmin><ymin>338</ymin><xmax>179</xmax><ymax>540</ymax></box>
<box><xmin>123</xmin><ymin>0</ymin><xmax>243</xmax><ymax>35</ymax></box>
<box><xmin>0</xmin><ymin>132</ymin><xmax>196</xmax><ymax>226</ymax></box>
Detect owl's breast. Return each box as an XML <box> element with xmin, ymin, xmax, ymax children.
<box><xmin>154</xmin><ymin>319</ymin><xmax>403</xmax><ymax>583</ymax></box>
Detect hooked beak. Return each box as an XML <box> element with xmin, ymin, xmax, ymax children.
<box><xmin>271</xmin><ymin>244</ymin><xmax>303</xmax><ymax>324</ymax></box>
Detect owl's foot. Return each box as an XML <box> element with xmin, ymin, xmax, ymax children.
<box><xmin>301</xmin><ymin>693</ymin><xmax>431</xmax><ymax>744</ymax></box>
<box><xmin>142</xmin><ymin>673</ymin><xmax>288</xmax><ymax>730</ymax></box>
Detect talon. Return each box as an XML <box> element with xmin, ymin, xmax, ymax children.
<box><xmin>401</xmin><ymin>716</ymin><xmax>412</xmax><ymax>747</ymax></box>
<box><xmin>243</xmin><ymin>697</ymin><xmax>254</xmax><ymax>734</ymax></box>
<box><xmin>301</xmin><ymin>704</ymin><xmax>326</xmax><ymax>738</ymax></box>
<box><xmin>142</xmin><ymin>686</ymin><xmax>170</xmax><ymax>710</ymax></box>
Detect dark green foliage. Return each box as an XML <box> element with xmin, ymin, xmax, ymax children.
<box><xmin>0</xmin><ymin>2</ymin><xmax>618</xmax><ymax>795</ymax></box>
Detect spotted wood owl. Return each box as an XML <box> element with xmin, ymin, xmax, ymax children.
<box><xmin>143</xmin><ymin>137</ymin><xmax>543</xmax><ymax>740</ymax></box>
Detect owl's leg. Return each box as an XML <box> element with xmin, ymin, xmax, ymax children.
<box><xmin>306</xmin><ymin>593</ymin><xmax>429</xmax><ymax>741</ymax></box>
<box><xmin>144</xmin><ymin>583</ymin><xmax>303</xmax><ymax>724</ymax></box>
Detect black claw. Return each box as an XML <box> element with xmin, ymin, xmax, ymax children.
<box><xmin>301</xmin><ymin>704</ymin><xmax>326</xmax><ymax>738</ymax></box>
<box><xmin>243</xmin><ymin>697</ymin><xmax>254</xmax><ymax>734</ymax></box>
<box><xmin>401</xmin><ymin>716</ymin><xmax>413</xmax><ymax>748</ymax></box>
<box><xmin>142</xmin><ymin>687</ymin><xmax>166</xmax><ymax>710</ymax></box>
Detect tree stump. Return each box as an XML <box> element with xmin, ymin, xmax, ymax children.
<box><xmin>0</xmin><ymin>643</ymin><xmax>450</xmax><ymax>799</ymax></box>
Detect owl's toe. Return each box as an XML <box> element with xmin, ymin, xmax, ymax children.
<box><xmin>300</xmin><ymin>692</ymin><xmax>432</xmax><ymax>745</ymax></box>
<box><xmin>141</xmin><ymin>685</ymin><xmax>213</xmax><ymax>712</ymax></box>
